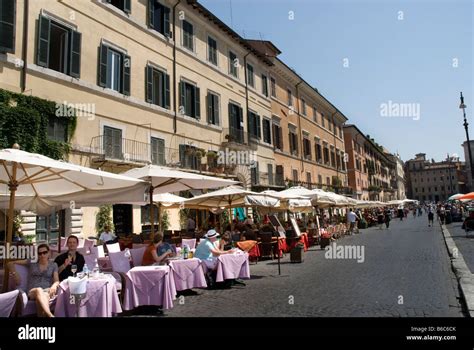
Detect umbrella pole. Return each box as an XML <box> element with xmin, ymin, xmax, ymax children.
<box><xmin>3</xmin><ymin>163</ymin><xmax>17</xmax><ymax>292</ymax></box>
<box><xmin>229</xmin><ymin>199</ymin><xmax>233</xmax><ymax>231</ymax></box>
<box><xmin>149</xmin><ymin>186</ymin><xmax>155</xmax><ymax>240</ymax></box>
<box><xmin>158</xmin><ymin>203</ymin><xmax>162</xmax><ymax>234</ymax></box>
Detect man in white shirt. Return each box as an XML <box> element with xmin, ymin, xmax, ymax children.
<box><xmin>347</xmin><ymin>209</ymin><xmax>358</xmax><ymax>234</ymax></box>
<box><xmin>99</xmin><ymin>225</ymin><xmax>116</xmax><ymax>244</ymax></box>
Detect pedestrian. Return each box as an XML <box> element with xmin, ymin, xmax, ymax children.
<box><xmin>384</xmin><ymin>208</ymin><xmax>391</xmax><ymax>229</ymax></box>
<box><xmin>398</xmin><ymin>207</ymin><xmax>404</xmax><ymax>221</ymax></box>
<box><xmin>428</xmin><ymin>207</ymin><xmax>434</xmax><ymax>227</ymax></box>
<box><xmin>377</xmin><ymin>210</ymin><xmax>384</xmax><ymax>229</ymax></box>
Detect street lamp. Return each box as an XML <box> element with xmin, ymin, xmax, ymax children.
<box><xmin>460</xmin><ymin>92</ymin><xmax>474</xmax><ymax>189</ymax></box>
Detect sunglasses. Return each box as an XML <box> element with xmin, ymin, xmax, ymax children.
<box><xmin>38</xmin><ymin>251</ymin><xmax>49</xmax><ymax>256</ymax></box>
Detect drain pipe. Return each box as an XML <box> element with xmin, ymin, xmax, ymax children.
<box><xmin>172</xmin><ymin>0</ymin><xmax>182</xmax><ymax>134</ymax></box>
<box><xmin>295</xmin><ymin>80</ymin><xmax>304</xmax><ymax>177</ymax></box>
<box><xmin>20</xmin><ymin>0</ymin><xmax>29</xmax><ymax>92</ymax></box>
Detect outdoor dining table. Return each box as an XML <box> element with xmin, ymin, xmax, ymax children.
<box><xmin>168</xmin><ymin>258</ymin><xmax>207</xmax><ymax>291</ymax></box>
<box><xmin>214</xmin><ymin>252</ymin><xmax>250</xmax><ymax>282</ymax></box>
<box><xmin>122</xmin><ymin>265</ymin><xmax>176</xmax><ymax>310</ymax></box>
<box><xmin>54</xmin><ymin>274</ymin><xmax>122</xmax><ymax>317</ymax></box>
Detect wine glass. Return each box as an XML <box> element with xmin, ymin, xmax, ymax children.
<box><xmin>71</xmin><ymin>264</ymin><xmax>77</xmax><ymax>277</ymax></box>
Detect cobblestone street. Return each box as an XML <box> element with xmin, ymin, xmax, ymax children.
<box><xmin>166</xmin><ymin>218</ymin><xmax>465</xmax><ymax>317</ymax></box>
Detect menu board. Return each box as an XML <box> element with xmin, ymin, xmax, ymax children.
<box><xmin>269</xmin><ymin>215</ymin><xmax>286</xmax><ymax>238</ymax></box>
<box><xmin>290</xmin><ymin>217</ymin><xmax>302</xmax><ymax>237</ymax></box>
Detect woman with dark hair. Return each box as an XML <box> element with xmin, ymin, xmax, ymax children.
<box><xmin>8</xmin><ymin>244</ymin><xmax>59</xmax><ymax>317</ymax></box>
<box><xmin>142</xmin><ymin>233</ymin><xmax>174</xmax><ymax>266</ymax></box>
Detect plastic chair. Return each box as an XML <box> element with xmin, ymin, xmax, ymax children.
<box><xmin>182</xmin><ymin>238</ymin><xmax>196</xmax><ymax>249</ymax></box>
<box><xmin>106</xmin><ymin>242</ymin><xmax>121</xmax><ymax>254</ymax></box>
<box><xmin>108</xmin><ymin>251</ymin><xmax>132</xmax><ymax>273</ymax></box>
<box><xmin>0</xmin><ymin>290</ymin><xmax>22</xmax><ymax>317</ymax></box>
<box><xmin>129</xmin><ymin>246</ymin><xmax>147</xmax><ymax>267</ymax></box>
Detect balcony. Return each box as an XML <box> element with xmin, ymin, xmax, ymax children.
<box><xmin>90</xmin><ymin>135</ymin><xmax>150</xmax><ymax>164</ymax></box>
<box><xmin>221</xmin><ymin>127</ymin><xmax>258</xmax><ymax>151</ymax></box>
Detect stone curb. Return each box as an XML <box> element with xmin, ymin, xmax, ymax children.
<box><xmin>440</xmin><ymin>223</ymin><xmax>474</xmax><ymax>317</ymax></box>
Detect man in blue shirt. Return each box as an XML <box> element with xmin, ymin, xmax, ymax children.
<box><xmin>195</xmin><ymin>229</ymin><xmax>235</xmax><ymax>270</ymax></box>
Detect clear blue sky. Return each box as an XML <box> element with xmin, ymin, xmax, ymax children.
<box><xmin>200</xmin><ymin>0</ymin><xmax>473</xmax><ymax>163</ymax></box>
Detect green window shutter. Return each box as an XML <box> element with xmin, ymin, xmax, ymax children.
<box><xmin>238</xmin><ymin>106</ymin><xmax>243</xmax><ymax>129</ymax></box>
<box><xmin>256</xmin><ymin>115</ymin><xmax>261</xmax><ymax>139</ymax></box>
<box><xmin>37</xmin><ymin>15</ymin><xmax>50</xmax><ymax>67</ymax></box>
<box><xmin>278</xmin><ymin>127</ymin><xmax>283</xmax><ymax>149</ymax></box>
<box><xmin>247</xmin><ymin>113</ymin><xmax>251</xmax><ymax>135</ymax></box>
<box><xmin>228</xmin><ymin>103</ymin><xmax>233</xmax><ymax>128</ymax></box>
<box><xmin>157</xmin><ymin>138</ymin><xmax>165</xmax><ymax>165</ymax></box>
<box><xmin>124</xmin><ymin>0</ymin><xmax>131</xmax><ymax>14</ymax></box>
<box><xmin>146</xmin><ymin>65</ymin><xmax>153</xmax><ymax>103</ymax></box>
<box><xmin>179</xmin><ymin>144</ymin><xmax>185</xmax><ymax>165</ymax></box>
<box><xmin>207</xmin><ymin>93</ymin><xmax>212</xmax><ymax>124</ymax></box>
<box><xmin>179</xmin><ymin>81</ymin><xmax>185</xmax><ymax>114</ymax></box>
<box><xmin>194</xmin><ymin>86</ymin><xmax>200</xmax><ymax>119</ymax></box>
<box><xmin>122</xmin><ymin>54</ymin><xmax>131</xmax><ymax>95</ymax></box>
<box><xmin>164</xmin><ymin>73</ymin><xmax>170</xmax><ymax>109</ymax></box>
<box><xmin>148</xmin><ymin>0</ymin><xmax>154</xmax><ymax>28</ymax></box>
<box><xmin>98</xmin><ymin>44</ymin><xmax>108</xmax><ymax>87</ymax></box>
<box><xmin>213</xmin><ymin>95</ymin><xmax>219</xmax><ymax>126</ymax></box>
<box><xmin>0</xmin><ymin>0</ymin><xmax>16</xmax><ymax>53</ymax></box>
<box><xmin>163</xmin><ymin>6</ymin><xmax>171</xmax><ymax>37</ymax></box>
<box><xmin>70</xmin><ymin>30</ymin><xmax>81</xmax><ymax>78</ymax></box>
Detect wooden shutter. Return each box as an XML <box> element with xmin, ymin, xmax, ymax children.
<box><xmin>122</xmin><ymin>54</ymin><xmax>131</xmax><ymax>95</ymax></box>
<box><xmin>148</xmin><ymin>0</ymin><xmax>154</xmax><ymax>28</ymax></box>
<box><xmin>213</xmin><ymin>94</ymin><xmax>219</xmax><ymax>125</ymax></box>
<box><xmin>0</xmin><ymin>0</ymin><xmax>16</xmax><ymax>52</ymax></box>
<box><xmin>124</xmin><ymin>0</ymin><xmax>131</xmax><ymax>14</ymax></box>
<box><xmin>278</xmin><ymin>126</ymin><xmax>283</xmax><ymax>150</ymax></box>
<box><xmin>37</xmin><ymin>15</ymin><xmax>50</xmax><ymax>67</ymax></box>
<box><xmin>98</xmin><ymin>44</ymin><xmax>108</xmax><ymax>87</ymax></box>
<box><xmin>256</xmin><ymin>115</ymin><xmax>261</xmax><ymax>139</ymax></box>
<box><xmin>70</xmin><ymin>30</ymin><xmax>82</xmax><ymax>78</ymax></box>
<box><xmin>194</xmin><ymin>86</ymin><xmax>200</xmax><ymax>119</ymax></box>
<box><xmin>146</xmin><ymin>66</ymin><xmax>153</xmax><ymax>103</ymax></box>
<box><xmin>164</xmin><ymin>73</ymin><xmax>170</xmax><ymax>109</ymax></box>
<box><xmin>163</xmin><ymin>6</ymin><xmax>171</xmax><ymax>37</ymax></box>
<box><xmin>157</xmin><ymin>138</ymin><xmax>165</xmax><ymax>165</ymax></box>
<box><xmin>207</xmin><ymin>93</ymin><xmax>212</xmax><ymax>124</ymax></box>
<box><xmin>179</xmin><ymin>81</ymin><xmax>185</xmax><ymax>114</ymax></box>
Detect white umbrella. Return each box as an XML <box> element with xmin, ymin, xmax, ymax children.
<box><xmin>152</xmin><ymin>192</ymin><xmax>187</xmax><ymax>207</ymax></box>
<box><xmin>260</xmin><ymin>190</ymin><xmax>312</xmax><ymax>212</ymax></box>
<box><xmin>123</xmin><ymin>165</ymin><xmax>238</xmax><ymax>235</ymax></box>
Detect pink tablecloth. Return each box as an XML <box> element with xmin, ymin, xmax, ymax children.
<box><xmin>0</xmin><ymin>290</ymin><xmax>20</xmax><ymax>317</ymax></box>
<box><xmin>54</xmin><ymin>275</ymin><xmax>122</xmax><ymax>317</ymax></box>
<box><xmin>169</xmin><ymin>258</ymin><xmax>207</xmax><ymax>291</ymax></box>
<box><xmin>215</xmin><ymin>253</ymin><xmax>250</xmax><ymax>282</ymax></box>
<box><xmin>123</xmin><ymin>266</ymin><xmax>176</xmax><ymax>310</ymax></box>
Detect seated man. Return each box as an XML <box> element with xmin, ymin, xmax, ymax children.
<box><xmin>195</xmin><ymin>230</ymin><xmax>236</xmax><ymax>270</ymax></box>
<box><xmin>99</xmin><ymin>225</ymin><xmax>117</xmax><ymax>244</ymax></box>
<box><xmin>54</xmin><ymin>235</ymin><xmax>85</xmax><ymax>281</ymax></box>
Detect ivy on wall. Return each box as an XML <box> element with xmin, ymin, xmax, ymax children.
<box><xmin>0</xmin><ymin>88</ymin><xmax>77</xmax><ymax>160</ymax></box>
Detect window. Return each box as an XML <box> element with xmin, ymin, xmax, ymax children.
<box><xmin>326</xmin><ymin>177</ymin><xmax>330</xmax><ymax>185</ymax></box>
<box><xmin>323</xmin><ymin>144</ymin><xmax>329</xmax><ymax>165</ymax></box>
<box><xmin>207</xmin><ymin>36</ymin><xmax>217</xmax><ymax>65</ymax></box>
<box><xmin>47</xmin><ymin>117</ymin><xmax>68</xmax><ymax>142</ymax></box>
<box><xmin>270</xmin><ymin>77</ymin><xmax>276</xmax><ymax>97</ymax></box>
<box><xmin>287</xmin><ymin>89</ymin><xmax>293</xmax><ymax>107</ymax></box>
<box><xmin>107</xmin><ymin>0</ymin><xmax>131</xmax><ymax>13</ymax></box>
<box><xmin>0</xmin><ymin>0</ymin><xmax>15</xmax><ymax>53</ymax></box>
<box><xmin>98</xmin><ymin>43</ymin><xmax>130</xmax><ymax>95</ymax></box>
<box><xmin>313</xmin><ymin>107</ymin><xmax>318</xmax><ymax>123</ymax></box>
<box><xmin>37</xmin><ymin>15</ymin><xmax>81</xmax><ymax>77</ymax></box>
<box><xmin>268</xmin><ymin>164</ymin><xmax>274</xmax><ymax>186</ymax></box>
<box><xmin>207</xmin><ymin>92</ymin><xmax>219</xmax><ymax>125</ymax></box>
<box><xmin>179</xmin><ymin>80</ymin><xmax>200</xmax><ymax>119</ymax></box>
<box><xmin>292</xmin><ymin>169</ymin><xmax>298</xmax><ymax>183</ymax></box>
<box><xmin>303</xmin><ymin>137</ymin><xmax>311</xmax><ymax>160</ymax></box>
<box><xmin>261</xmin><ymin>74</ymin><xmax>268</xmax><ymax>97</ymax></box>
<box><xmin>306</xmin><ymin>172</ymin><xmax>312</xmax><ymax>188</ymax></box>
<box><xmin>321</xmin><ymin>113</ymin><xmax>325</xmax><ymax>127</ymax></box>
<box><xmin>228</xmin><ymin>102</ymin><xmax>244</xmax><ymax>143</ymax></box>
<box><xmin>318</xmin><ymin>174</ymin><xmax>322</xmax><ymax>184</ymax></box>
<box><xmin>289</xmin><ymin>130</ymin><xmax>298</xmax><ymax>156</ymax></box>
<box><xmin>272</xmin><ymin>123</ymin><xmax>283</xmax><ymax>150</ymax></box>
<box><xmin>182</xmin><ymin>20</ymin><xmax>194</xmax><ymax>51</ymax></box>
<box><xmin>103</xmin><ymin>126</ymin><xmax>122</xmax><ymax>159</ymax></box>
<box><xmin>148</xmin><ymin>0</ymin><xmax>170</xmax><ymax>36</ymax></box>
<box><xmin>301</xmin><ymin>99</ymin><xmax>306</xmax><ymax>116</ymax></box>
<box><xmin>262</xmin><ymin>118</ymin><xmax>271</xmax><ymax>144</ymax></box>
<box><xmin>336</xmin><ymin>151</ymin><xmax>341</xmax><ymax>169</ymax></box>
<box><xmin>315</xmin><ymin>141</ymin><xmax>322</xmax><ymax>163</ymax></box>
<box><xmin>229</xmin><ymin>51</ymin><xmax>238</xmax><ymax>78</ymax></box>
<box><xmin>251</xmin><ymin>162</ymin><xmax>259</xmax><ymax>185</ymax></box>
<box><xmin>275</xmin><ymin>165</ymin><xmax>284</xmax><ymax>186</ymax></box>
<box><xmin>247</xmin><ymin>111</ymin><xmax>261</xmax><ymax>139</ymax></box>
<box><xmin>151</xmin><ymin>137</ymin><xmax>165</xmax><ymax>165</ymax></box>
<box><xmin>247</xmin><ymin>63</ymin><xmax>254</xmax><ymax>87</ymax></box>
<box><xmin>179</xmin><ymin>144</ymin><xmax>199</xmax><ymax>170</ymax></box>
<box><xmin>146</xmin><ymin>65</ymin><xmax>170</xmax><ymax>108</ymax></box>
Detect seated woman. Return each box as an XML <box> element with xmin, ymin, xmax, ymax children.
<box><xmin>218</xmin><ymin>231</ymin><xmax>233</xmax><ymax>251</ymax></box>
<box><xmin>8</xmin><ymin>244</ymin><xmax>59</xmax><ymax>317</ymax></box>
<box><xmin>142</xmin><ymin>233</ymin><xmax>174</xmax><ymax>266</ymax></box>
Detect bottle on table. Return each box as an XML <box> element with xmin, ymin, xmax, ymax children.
<box><xmin>83</xmin><ymin>263</ymin><xmax>89</xmax><ymax>277</ymax></box>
